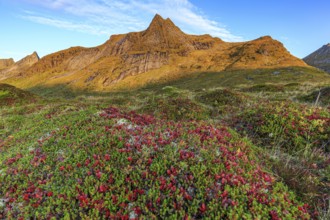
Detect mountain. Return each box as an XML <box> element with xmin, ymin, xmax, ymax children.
<box><xmin>15</xmin><ymin>51</ymin><xmax>40</xmax><ymax>70</ymax></box>
<box><xmin>303</xmin><ymin>43</ymin><xmax>330</xmax><ymax>73</ymax></box>
<box><xmin>1</xmin><ymin>14</ymin><xmax>308</xmax><ymax>90</ymax></box>
<box><xmin>0</xmin><ymin>58</ymin><xmax>14</xmax><ymax>70</ymax></box>
<box><xmin>0</xmin><ymin>52</ymin><xmax>39</xmax><ymax>80</ymax></box>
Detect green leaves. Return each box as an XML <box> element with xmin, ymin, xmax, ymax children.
<box><xmin>0</xmin><ymin>105</ymin><xmax>315</xmax><ymax>219</ymax></box>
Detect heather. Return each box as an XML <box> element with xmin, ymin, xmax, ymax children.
<box><xmin>0</xmin><ymin>81</ymin><xmax>329</xmax><ymax>219</ymax></box>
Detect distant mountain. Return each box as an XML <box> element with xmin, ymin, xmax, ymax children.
<box><xmin>0</xmin><ymin>52</ymin><xmax>39</xmax><ymax>80</ymax></box>
<box><xmin>1</xmin><ymin>14</ymin><xmax>308</xmax><ymax>90</ymax></box>
<box><xmin>303</xmin><ymin>44</ymin><xmax>330</xmax><ymax>73</ymax></box>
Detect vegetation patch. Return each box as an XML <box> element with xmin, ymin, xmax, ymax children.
<box><xmin>232</xmin><ymin>101</ymin><xmax>329</xmax><ymax>153</ymax></box>
<box><xmin>241</xmin><ymin>84</ymin><xmax>284</xmax><ymax>93</ymax></box>
<box><xmin>196</xmin><ymin>89</ymin><xmax>244</xmax><ymax>107</ymax></box>
<box><xmin>1</xmin><ymin>68</ymin><xmax>329</xmax><ymax>218</ymax></box>
<box><xmin>0</xmin><ymin>84</ymin><xmax>39</xmax><ymax>107</ymax></box>
<box><xmin>0</xmin><ymin>107</ymin><xmax>313</xmax><ymax>219</ymax></box>
<box><xmin>298</xmin><ymin>86</ymin><xmax>330</xmax><ymax>106</ymax></box>
<box><xmin>229</xmin><ymin>100</ymin><xmax>330</xmax><ymax>211</ymax></box>
<box><xmin>139</xmin><ymin>97</ymin><xmax>210</xmax><ymax>121</ymax></box>
<box><xmin>283</xmin><ymin>82</ymin><xmax>301</xmax><ymax>90</ymax></box>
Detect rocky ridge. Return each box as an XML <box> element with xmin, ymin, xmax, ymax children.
<box><xmin>0</xmin><ymin>52</ymin><xmax>40</xmax><ymax>80</ymax></box>
<box><xmin>0</xmin><ymin>58</ymin><xmax>14</xmax><ymax>70</ymax></box>
<box><xmin>1</xmin><ymin>14</ymin><xmax>308</xmax><ymax>90</ymax></box>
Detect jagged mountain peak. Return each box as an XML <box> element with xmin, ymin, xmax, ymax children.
<box><xmin>32</xmin><ymin>51</ymin><xmax>39</xmax><ymax>58</ymax></box>
<box><xmin>149</xmin><ymin>14</ymin><xmax>166</xmax><ymax>24</ymax></box>
<box><xmin>141</xmin><ymin>14</ymin><xmax>187</xmax><ymax>49</ymax></box>
<box><xmin>16</xmin><ymin>51</ymin><xmax>40</xmax><ymax>66</ymax></box>
<box><xmin>147</xmin><ymin>14</ymin><xmax>177</xmax><ymax>30</ymax></box>
<box><xmin>102</xmin><ymin>14</ymin><xmax>193</xmax><ymax>56</ymax></box>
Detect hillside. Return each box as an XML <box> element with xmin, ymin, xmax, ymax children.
<box><xmin>0</xmin><ymin>59</ymin><xmax>14</xmax><ymax>70</ymax></box>
<box><xmin>0</xmin><ymin>83</ymin><xmax>39</xmax><ymax>106</ymax></box>
<box><xmin>0</xmin><ymin>52</ymin><xmax>39</xmax><ymax>80</ymax></box>
<box><xmin>304</xmin><ymin>43</ymin><xmax>330</xmax><ymax>73</ymax></box>
<box><xmin>1</xmin><ymin>14</ymin><xmax>309</xmax><ymax>91</ymax></box>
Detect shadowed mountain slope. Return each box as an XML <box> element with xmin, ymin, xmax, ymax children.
<box><xmin>303</xmin><ymin>43</ymin><xmax>330</xmax><ymax>73</ymax></box>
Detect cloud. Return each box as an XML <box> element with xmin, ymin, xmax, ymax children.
<box><xmin>21</xmin><ymin>0</ymin><xmax>243</xmax><ymax>41</ymax></box>
<box><xmin>22</xmin><ymin>15</ymin><xmax>109</xmax><ymax>35</ymax></box>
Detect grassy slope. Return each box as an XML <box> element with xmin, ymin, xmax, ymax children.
<box><xmin>14</xmin><ymin>66</ymin><xmax>329</xmax><ymax>97</ymax></box>
<box><xmin>0</xmin><ymin>68</ymin><xmax>330</xmax><ymax>219</ymax></box>
<box><xmin>0</xmin><ymin>84</ymin><xmax>40</xmax><ymax>107</ymax></box>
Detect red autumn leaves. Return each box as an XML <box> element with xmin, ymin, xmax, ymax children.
<box><xmin>0</xmin><ymin>106</ymin><xmax>313</xmax><ymax>219</ymax></box>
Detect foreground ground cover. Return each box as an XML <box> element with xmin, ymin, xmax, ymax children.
<box><xmin>0</xmin><ymin>103</ymin><xmax>314</xmax><ymax>219</ymax></box>
<box><xmin>1</xmin><ymin>79</ymin><xmax>329</xmax><ymax>219</ymax></box>
<box><xmin>229</xmin><ymin>100</ymin><xmax>330</xmax><ymax>212</ymax></box>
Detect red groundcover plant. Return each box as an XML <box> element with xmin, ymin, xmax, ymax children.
<box><xmin>0</xmin><ymin>107</ymin><xmax>313</xmax><ymax>219</ymax></box>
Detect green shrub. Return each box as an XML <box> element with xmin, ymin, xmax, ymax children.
<box><xmin>197</xmin><ymin>89</ymin><xmax>244</xmax><ymax>107</ymax></box>
<box><xmin>241</xmin><ymin>84</ymin><xmax>284</xmax><ymax>93</ymax></box>
<box><xmin>140</xmin><ymin>97</ymin><xmax>210</xmax><ymax>120</ymax></box>
<box><xmin>233</xmin><ymin>101</ymin><xmax>329</xmax><ymax>153</ymax></box>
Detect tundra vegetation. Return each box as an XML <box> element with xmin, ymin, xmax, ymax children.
<box><xmin>0</xmin><ymin>73</ymin><xmax>329</xmax><ymax>219</ymax></box>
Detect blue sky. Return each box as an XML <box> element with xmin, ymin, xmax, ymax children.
<box><xmin>1</xmin><ymin>0</ymin><xmax>329</xmax><ymax>61</ymax></box>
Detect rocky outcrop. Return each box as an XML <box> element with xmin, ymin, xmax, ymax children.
<box><xmin>106</xmin><ymin>14</ymin><xmax>195</xmax><ymax>55</ymax></box>
<box><xmin>0</xmin><ymin>52</ymin><xmax>40</xmax><ymax>80</ymax></box>
<box><xmin>111</xmin><ymin>51</ymin><xmax>169</xmax><ymax>83</ymax></box>
<box><xmin>303</xmin><ymin>44</ymin><xmax>330</xmax><ymax>73</ymax></box>
<box><xmin>15</xmin><ymin>52</ymin><xmax>39</xmax><ymax>69</ymax></box>
<box><xmin>0</xmin><ymin>58</ymin><xmax>14</xmax><ymax>70</ymax></box>
<box><xmin>27</xmin><ymin>47</ymin><xmax>92</xmax><ymax>74</ymax></box>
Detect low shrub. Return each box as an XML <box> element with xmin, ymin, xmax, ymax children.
<box><xmin>196</xmin><ymin>89</ymin><xmax>244</xmax><ymax>107</ymax></box>
<box><xmin>140</xmin><ymin>97</ymin><xmax>210</xmax><ymax>121</ymax></box>
<box><xmin>241</xmin><ymin>84</ymin><xmax>284</xmax><ymax>93</ymax></box>
<box><xmin>0</xmin><ymin>107</ymin><xmax>313</xmax><ymax>219</ymax></box>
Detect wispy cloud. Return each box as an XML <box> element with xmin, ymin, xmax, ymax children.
<box><xmin>22</xmin><ymin>15</ymin><xmax>109</xmax><ymax>35</ymax></box>
<box><xmin>21</xmin><ymin>0</ymin><xmax>242</xmax><ymax>41</ymax></box>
